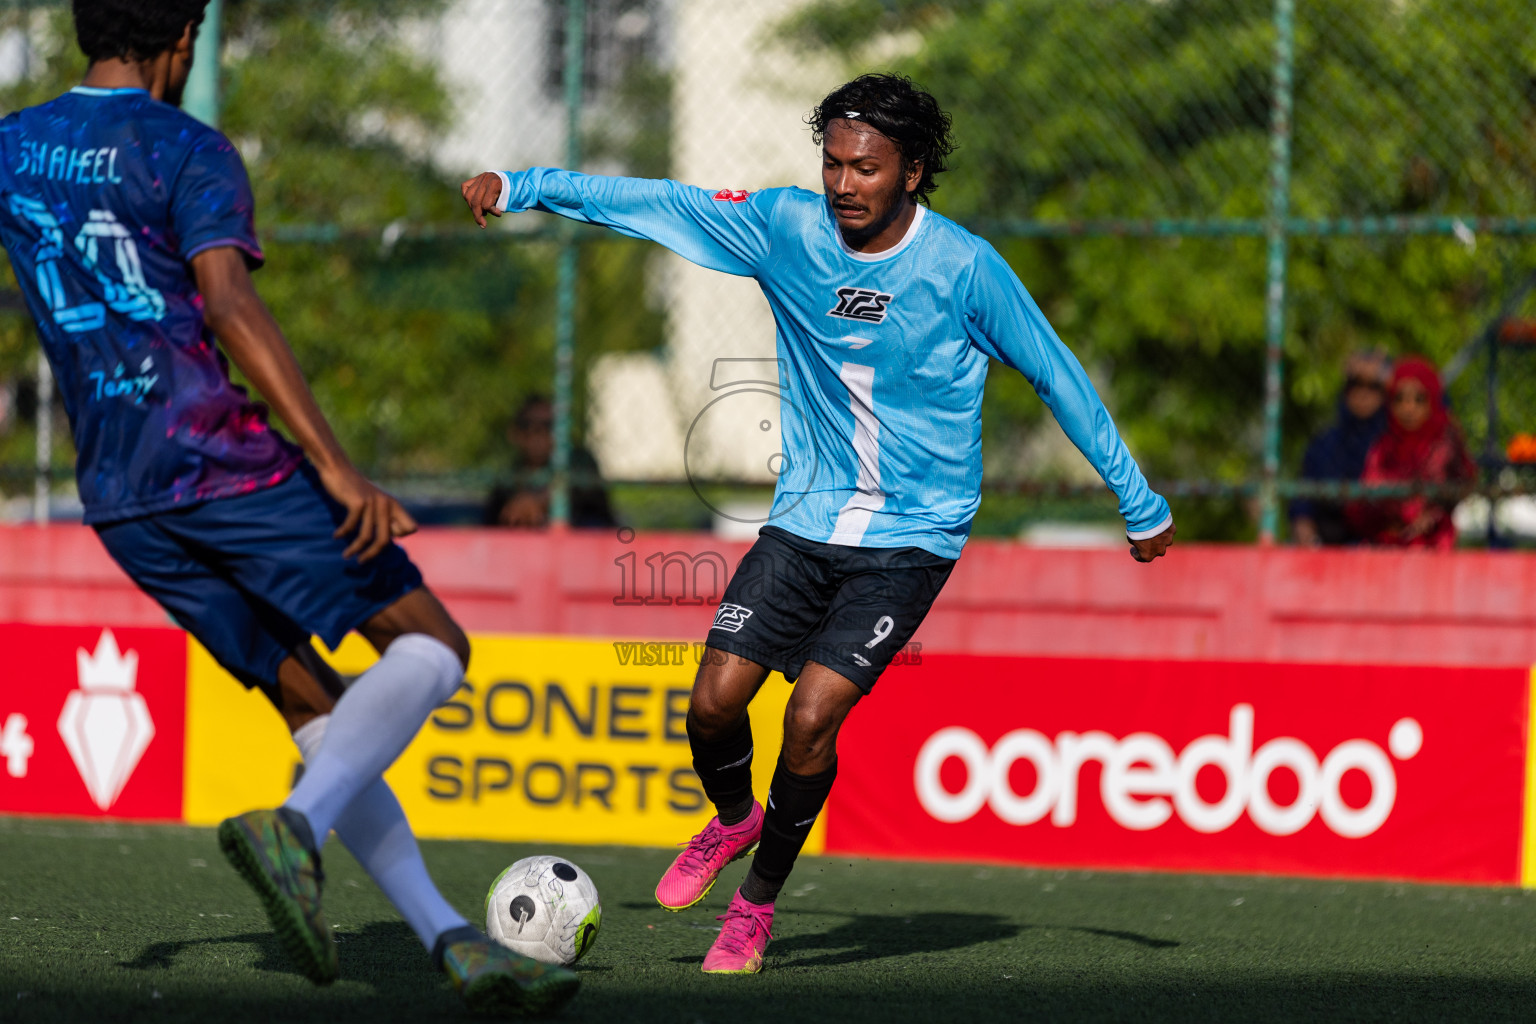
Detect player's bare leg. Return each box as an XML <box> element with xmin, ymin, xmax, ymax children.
<box><xmin>704</xmin><ymin>662</ymin><xmax>860</xmax><ymax>974</ymax></box>
<box><xmin>356</xmin><ymin>586</ymin><xmax>471</xmax><ymax>665</ymax></box>
<box><xmin>656</xmin><ymin>648</ymin><xmax>771</xmax><ymax>911</ymax></box>
<box><xmin>773</xmin><ymin>662</ymin><xmax>862</xmax><ymax>776</ymax></box>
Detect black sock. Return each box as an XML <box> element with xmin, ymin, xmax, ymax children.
<box><xmin>739</xmin><ymin>756</ymin><xmax>836</xmax><ymax>905</ymax></box>
<box><xmin>687</xmin><ymin>712</ymin><xmax>755</xmax><ymax>826</ymax></box>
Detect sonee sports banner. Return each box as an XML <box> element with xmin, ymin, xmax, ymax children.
<box><xmin>180</xmin><ymin>633</ymin><xmax>821</xmax><ymax>853</ymax></box>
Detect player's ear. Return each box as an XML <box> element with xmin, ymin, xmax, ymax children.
<box><xmin>905</xmin><ymin>159</ymin><xmax>923</xmax><ymax>194</ymax></box>
<box><xmin>176</xmin><ymin>20</ymin><xmax>197</xmax><ymax>61</ymax></box>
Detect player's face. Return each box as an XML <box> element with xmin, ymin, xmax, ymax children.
<box><xmin>821</xmin><ymin>120</ymin><xmax>920</xmax><ymax>240</ymax></box>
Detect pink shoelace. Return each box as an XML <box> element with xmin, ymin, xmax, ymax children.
<box><xmin>673</xmin><ymin>820</ymin><xmax>730</xmax><ymax>876</ymax></box>
<box><xmin>713</xmin><ymin>899</ymin><xmax>773</xmax><ymax>954</ymax></box>
<box><xmin>675</xmin><ymin>814</ymin><xmax>756</xmax><ymax>876</ymax></box>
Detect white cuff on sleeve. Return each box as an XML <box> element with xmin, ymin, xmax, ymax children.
<box><xmin>493</xmin><ymin>170</ymin><xmax>512</xmax><ymax>214</ymax></box>
<box><xmin>1126</xmin><ymin>513</ymin><xmax>1173</xmax><ymax>542</ymax></box>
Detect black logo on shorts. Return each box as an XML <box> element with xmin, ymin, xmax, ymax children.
<box><xmin>828</xmin><ymin>287</ymin><xmax>893</xmax><ymax>323</ymax></box>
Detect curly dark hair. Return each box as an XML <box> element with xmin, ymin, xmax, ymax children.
<box><xmin>72</xmin><ymin>0</ymin><xmax>208</xmax><ymax>64</ymax></box>
<box><xmin>808</xmin><ymin>73</ymin><xmax>955</xmax><ymax>205</ymax></box>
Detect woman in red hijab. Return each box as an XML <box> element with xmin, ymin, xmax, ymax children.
<box><xmin>1347</xmin><ymin>356</ymin><xmax>1476</xmax><ymax>549</ymax></box>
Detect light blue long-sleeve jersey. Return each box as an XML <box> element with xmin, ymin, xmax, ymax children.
<box><xmin>497</xmin><ymin>168</ymin><xmax>1171</xmax><ymax>559</ymax></box>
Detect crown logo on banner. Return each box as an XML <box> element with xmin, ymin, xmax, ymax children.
<box><xmin>57</xmin><ymin>629</ymin><xmax>155</xmax><ymax>811</ymax></box>
<box><xmin>75</xmin><ymin>628</ymin><xmax>139</xmax><ymax>693</ymax></box>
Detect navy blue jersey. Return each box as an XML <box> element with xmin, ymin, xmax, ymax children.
<box><xmin>0</xmin><ymin>86</ymin><xmax>300</xmax><ymax>523</ymax></box>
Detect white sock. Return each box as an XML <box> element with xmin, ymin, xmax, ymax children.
<box><xmin>293</xmin><ymin>715</ymin><xmax>470</xmax><ymax>949</ymax></box>
<box><xmin>283</xmin><ymin>633</ymin><xmax>462</xmax><ymax>841</ymax></box>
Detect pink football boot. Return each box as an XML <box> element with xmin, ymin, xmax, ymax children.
<box><xmin>701</xmin><ymin>890</ymin><xmax>774</xmax><ymax>974</ymax></box>
<box><xmin>655</xmin><ymin>801</ymin><xmax>763</xmax><ymax>911</ymax></box>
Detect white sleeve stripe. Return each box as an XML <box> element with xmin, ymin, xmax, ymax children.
<box><xmin>493</xmin><ymin>170</ymin><xmax>512</xmax><ymax>213</ymax></box>
<box><xmin>1126</xmin><ymin>513</ymin><xmax>1173</xmax><ymax>541</ymax></box>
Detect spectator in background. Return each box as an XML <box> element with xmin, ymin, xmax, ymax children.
<box><xmin>1347</xmin><ymin>356</ymin><xmax>1476</xmax><ymax>550</ymax></box>
<box><xmin>1290</xmin><ymin>351</ymin><xmax>1391</xmax><ymax>546</ymax></box>
<box><xmin>484</xmin><ymin>395</ymin><xmax>616</xmax><ymax>528</ymax></box>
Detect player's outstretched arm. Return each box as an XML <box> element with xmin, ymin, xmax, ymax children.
<box><xmin>965</xmin><ymin>245</ymin><xmax>1174</xmax><ymax>563</ymax></box>
<box><xmin>193</xmin><ymin>246</ymin><xmax>417</xmax><ymax>562</ymax></box>
<box><xmin>460</xmin><ymin>168</ymin><xmax>773</xmax><ymax>278</ymax></box>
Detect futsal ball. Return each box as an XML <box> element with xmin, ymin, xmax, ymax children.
<box><xmin>485</xmin><ymin>855</ymin><xmax>602</xmax><ymax>965</ymax></box>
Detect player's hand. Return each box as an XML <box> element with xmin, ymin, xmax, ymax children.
<box><xmin>1129</xmin><ymin>521</ymin><xmax>1176</xmax><ymax>563</ymax></box>
<box><xmin>461</xmin><ymin>172</ymin><xmax>505</xmax><ymax>228</ymax></box>
<box><xmin>318</xmin><ymin>462</ymin><xmax>419</xmax><ymax>562</ymax></box>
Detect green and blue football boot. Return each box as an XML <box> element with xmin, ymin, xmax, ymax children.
<box><xmin>434</xmin><ymin>925</ymin><xmax>581</xmax><ymax>1017</ymax></box>
<box><xmin>217</xmin><ymin>807</ymin><xmax>338</xmax><ymax>985</ymax></box>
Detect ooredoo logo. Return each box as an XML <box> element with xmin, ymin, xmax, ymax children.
<box><xmin>914</xmin><ymin>705</ymin><xmax>1422</xmax><ymax>839</ymax></box>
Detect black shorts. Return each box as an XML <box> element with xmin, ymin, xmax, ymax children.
<box><xmin>706</xmin><ymin>526</ymin><xmax>955</xmax><ymax>692</ymax></box>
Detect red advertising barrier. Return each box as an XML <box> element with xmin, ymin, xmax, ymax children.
<box><xmin>0</xmin><ymin>625</ymin><xmax>185</xmax><ymax>821</ymax></box>
<box><xmin>15</xmin><ymin>525</ymin><xmax>1536</xmax><ymax>670</ymax></box>
<box><xmin>827</xmin><ymin>655</ymin><xmax>1529</xmax><ymax>884</ymax></box>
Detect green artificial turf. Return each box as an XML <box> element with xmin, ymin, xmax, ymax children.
<box><xmin>4</xmin><ymin>816</ymin><xmax>1536</xmax><ymax>1022</ymax></box>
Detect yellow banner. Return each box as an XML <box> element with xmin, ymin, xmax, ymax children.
<box><xmin>183</xmin><ymin>633</ymin><xmax>823</xmax><ymax>854</ymax></box>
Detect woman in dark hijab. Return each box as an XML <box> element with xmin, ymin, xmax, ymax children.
<box><xmin>1347</xmin><ymin>356</ymin><xmax>1476</xmax><ymax>549</ymax></box>
<box><xmin>1290</xmin><ymin>352</ymin><xmax>1390</xmax><ymax>545</ymax></box>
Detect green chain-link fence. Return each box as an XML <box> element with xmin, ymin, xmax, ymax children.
<box><xmin>2</xmin><ymin>0</ymin><xmax>1535</xmax><ymax>543</ymax></box>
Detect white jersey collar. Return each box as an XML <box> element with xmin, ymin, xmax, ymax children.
<box><xmin>835</xmin><ymin>203</ymin><xmax>927</xmax><ymax>263</ymax></box>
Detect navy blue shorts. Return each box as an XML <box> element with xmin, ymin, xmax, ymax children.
<box><xmin>95</xmin><ymin>462</ymin><xmax>423</xmax><ymax>696</ymax></box>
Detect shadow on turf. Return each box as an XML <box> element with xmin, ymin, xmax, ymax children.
<box><xmin>118</xmin><ymin>921</ymin><xmax>435</xmax><ymax>984</ymax></box>
<box><xmin>648</xmin><ymin>909</ymin><xmax>1023</xmax><ymax>968</ymax></box>
<box><xmin>772</xmin><ymin>911</ymin><xmax>1022</xmax><ymax>967</ymax></box>
<box><xmin>630</xmin><ymin>903</ymin><xmax>1178</xmax><ymax>968</ymax></box>
<box><xmin>119</xmin><ymin>931</ymin><xmax>299</xmax><ymax>977</ymax></box>
<box><xmin>1068</xmin><ymin>926</ymin><xmax>1180</xmax><ymax>949</ymax></box>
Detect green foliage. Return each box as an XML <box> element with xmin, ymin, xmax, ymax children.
<box><xmin>783</xmin><ymin>0</ymin><xmax>1536</xmax><ymax>538</ymax></box>
<box><xmin>584</xmin><ymin>56</ymin><xmax>674</xmax><ymax>180</ymax></box>
<box><xmin>0</xmin><ymin>0</ymin><xmax>668</xmax><ymax>483</ymax></box>
<box><xmin>0</xmin><ymin>7</ymin><xmax>83</xmax><ymax>493</ymax></box>
<box><xmin>5</xmin><ymin>0</ymin><xmax>1533</xmax><ymax>538</ymax></box>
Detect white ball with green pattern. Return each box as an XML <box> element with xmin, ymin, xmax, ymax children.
<box><xmin>484</xmin><ymin>855</ymin><xmax>602</xmax><ymax>965</ymax></box>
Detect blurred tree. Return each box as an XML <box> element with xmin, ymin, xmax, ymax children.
<box><xmin>782</xmin><ymin>0</ymin><xmax>1536</xmax><ymax>537</ymax></box>
<box><xmin>218</xmin><ymin>0</ymin><xmax>551</xmax><ymax>476</ymax></box>
<box><xmin>0</xmin><ymin>0</ymin><xmax>669</xmax><ymax>492</ymax></box>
